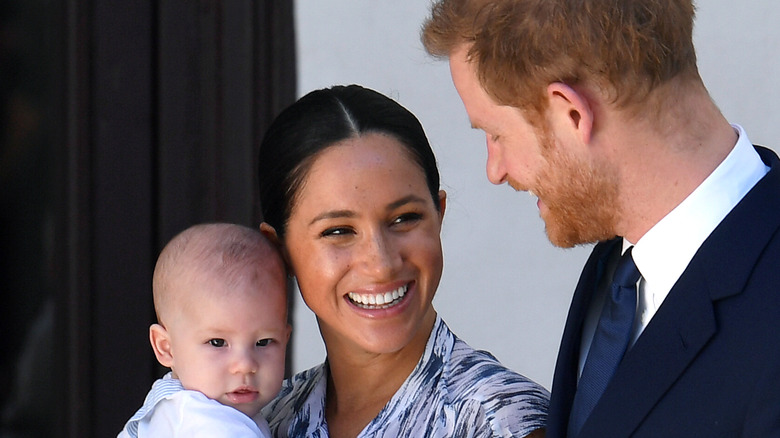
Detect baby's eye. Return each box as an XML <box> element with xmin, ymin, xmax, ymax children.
<box><xmin>257</xmin><ymin>339</ymin><xmax>272</xmax><ymax>347</ymax></box>
<box><xmin>208</xmin><ymin>339</ymin><xmax>226</xmax><ymax>347</ymax></box>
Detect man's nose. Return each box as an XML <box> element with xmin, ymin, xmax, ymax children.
<box><xmin>486</xmin><ymin>135</ymin><xmax>507</xmax><ymax>185</ymax></box>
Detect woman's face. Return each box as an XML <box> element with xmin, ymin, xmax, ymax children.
<box><xmin>282</xmin><ymin>133</ymin><xmax>445</xmax><ymax>355</ymax></box>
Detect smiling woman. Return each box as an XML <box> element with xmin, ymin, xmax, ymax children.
<box><xmin>282</xmin><ymin>133</ymin><xmax>444</xmax><ymax>363</ymax></box>
<box><xmin>256</xmin><ymin>85</ymin><xmax>549</xmax><ymax>438</ymax></box>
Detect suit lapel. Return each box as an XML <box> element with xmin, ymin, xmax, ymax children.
<box><xmin>578</xmin><ymin>259</ymin><xmax>717</xmax><ymax>437</ymax></box>
<box><xmin>547</xmin><ymin>239</ymin><xmax>619</xmax><ymax>438</ymax></box>
<box><xmin>577</xmin><ymin>145</ymin><xmax>780</xmax><ymax>437</ymax></box>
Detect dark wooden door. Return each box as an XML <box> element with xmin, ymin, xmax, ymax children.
<box><xmin>0</xmin><ymin>1</ymin><xmax>296</xmax><ymax>436</ymax></box>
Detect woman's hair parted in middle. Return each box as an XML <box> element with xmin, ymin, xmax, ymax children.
<box><xmin>257</xmin><ymin>84</ymin><xmax>441</xmax><ymax>238</ymax></box>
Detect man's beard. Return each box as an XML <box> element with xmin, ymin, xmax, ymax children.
<box><xmin>534</xmin><ymin>136</ymin><xmax>619</xmax><ymax>248</ymax></box>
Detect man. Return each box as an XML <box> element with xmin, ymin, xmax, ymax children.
<box><xmin>422</xmin><ymin>1</ymin><xmax>780</xmax><ymax>437</ymax></box>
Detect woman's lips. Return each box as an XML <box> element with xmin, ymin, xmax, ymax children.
<box><xmin>347</xmin><ymin>284</ymin><xmax>408</xmax><ymax>309</ymax></box>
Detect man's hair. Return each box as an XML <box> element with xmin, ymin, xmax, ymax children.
<box><xmin>422</xmin><ymin>0</ymin><xmax>700</xmax><ymax>119</ymax></box>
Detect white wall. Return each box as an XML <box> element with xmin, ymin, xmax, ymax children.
<box><xmin>291</xmin><ymin>1</ymin><xmax>780</xmax><ymax>389</ymax></box>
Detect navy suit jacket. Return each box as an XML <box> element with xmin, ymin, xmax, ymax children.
<box><xmin>547</xmin><ymin>146</ymin><xmax>780</xmax><ymax>437</ymax></box>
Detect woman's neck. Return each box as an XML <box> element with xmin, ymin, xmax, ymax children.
<box><xmin>322</xmin><ymin>311</ymin><xmax>436</xmax><ymax>438</ymax></box>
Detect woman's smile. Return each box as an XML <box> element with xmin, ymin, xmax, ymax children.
<box><xmin>347</xmin><ymin>283</ymin><xmax>409</xmax><ymax>309</ymax></box>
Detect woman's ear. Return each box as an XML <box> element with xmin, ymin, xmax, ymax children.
<box><xmin>149</xmin><ymin>323</ymin><xmax>174</xmax><ymax>368</ymax></box>
<box><xmin>260</xmin><ymin>222</ymin><xmax>294</xmax><ymax>276</ymax></box>
<box><xmin>259</xmin><ymin>222</ymin><xmax>280</xmax><ymax>245</ymax></box>
<box><xmin>546</xmin><ymin>82</ymin><xmax>594</xmax><ymax>145</ymax></box>
<box><xmin>437</xmin><ymin>190</ymin><xmax>447</xmax><ymax>222</ymax></box>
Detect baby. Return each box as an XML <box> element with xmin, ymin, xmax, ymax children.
<box><xmin>118</xmin><ymin>223</ymin><xmax>291</xmax><ymax>437</ymax></box>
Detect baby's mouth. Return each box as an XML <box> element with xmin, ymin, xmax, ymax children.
<box><xmin>227</xmin><ymin>387</ymin><xmax>258</xmax><ymax>404</ymax></box>
<box><xmin>347</xmin><ymin>284</ymin><xmax>408</xmax><ymax>309</ymax></box>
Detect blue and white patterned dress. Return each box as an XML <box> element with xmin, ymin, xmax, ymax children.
<box><xmin>261</xmin><ymin>316</ymin><xmax>549</xmax><ymax>437</ymax></box>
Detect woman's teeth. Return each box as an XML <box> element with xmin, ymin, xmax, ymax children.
<box><xmin>348</xmin><ymin>285</ymin><xmax>408</xmax><ymax>309</ymax></box>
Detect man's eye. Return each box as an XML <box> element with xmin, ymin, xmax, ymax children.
<box><xmin>208</xmin><ymin>339</ymin><xmax>226</xmax><ymax>347</ymax></box>
<box><xmin>257</xmin><ymin>339</ymin><xmax>272</xmax><ymax>347</ymax></box>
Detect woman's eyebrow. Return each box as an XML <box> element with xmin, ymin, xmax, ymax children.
<box><xmin>309</xmin><ymin>210</ymin><xmax>355</xmax><ymax>226</ymax></box>
<box><xmin>387</xmin><ymin>195</ymin><xmax>427</xmax><ymax>211</ymax></box>
<box><xmin>307</xmin><ymin>195</ymin><xmax>428</xmax><ymax>226</ymax></box>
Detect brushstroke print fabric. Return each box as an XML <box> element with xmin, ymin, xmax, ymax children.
<box><xmin>262</xmin><ymin>316</ymin><xmax>549</xmax><ymax>437</ymax></box>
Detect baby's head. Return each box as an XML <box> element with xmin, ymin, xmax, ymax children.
<box><xmin>149</xmin><ymin>223</ymin><xmax>290</xmax><ymax>418</ymax></box>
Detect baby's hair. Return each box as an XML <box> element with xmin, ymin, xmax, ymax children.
<box><xmin>152</xmin><ymin>223</ymin><xmax>285</xmax><ymax>326</ymax></box>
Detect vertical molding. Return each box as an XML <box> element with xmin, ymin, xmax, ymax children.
<box><xmin>157</xmin><ymin>0</ymin><xmax>214</xmax><ymax>241</ymax></box>
<box><xmin>253</xmin><ymin>1</ymin><xmax>297</xmax><ymax>222</ymax></box>
<box><xmin>54</xmin><ymin>0</ymin><xmax>297</xmax><ymax>435</ymax></box>
<box><xmin>63</xmin><ymin>0</ymin><xmax>92</xmax><ymax>435</ymax></box>
<box><xmin>254</xmin><ymin>1</ymin><xmax>298</xmax><ymax>377</ymax></box>
<box><xmin>91</xmin><ymin>0</ymin><xmax>156</xmax><ymax>435</ymax></box>
<box><xmin>219</xmin><ymin>1</ymin><xmax>254</xmax><ymax>224</ymax></box>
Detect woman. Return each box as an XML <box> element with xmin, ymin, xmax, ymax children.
<box><xmin>258</xmin><ymin>85</ymin><xmax>548</xmax><ymax>438</ymax></box>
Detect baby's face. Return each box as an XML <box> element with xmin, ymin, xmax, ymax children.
<box><xmin>165</xmin><ymin>274</ymin><xmax>289</xmax><ymax>418</ymax></box>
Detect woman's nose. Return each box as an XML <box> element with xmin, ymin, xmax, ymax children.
<box><xmin>359</xmin><ymin>230</ymin><xmax>401</xmax><ymax>278</ymax></box>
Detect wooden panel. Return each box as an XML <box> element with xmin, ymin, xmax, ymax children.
<box><xmin>7</xmin><ymin>0</ymin><xmax>300</xmax><ymax>436</ymax></box>
<box><xmin>91</xmin><ymin>0</ymin><xmax>157</xmax><ymax>435</ymax></box>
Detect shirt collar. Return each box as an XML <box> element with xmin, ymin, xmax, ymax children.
<box><xmin>627</xmin><ymin>124</ymin><xmax>768</xmax><ymax>300</ymax></box>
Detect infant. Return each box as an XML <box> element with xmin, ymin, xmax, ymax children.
<box><xmin>118</xmin><ymin>223</ymin><xmax>290</xmax><ymax>437</ymax></box>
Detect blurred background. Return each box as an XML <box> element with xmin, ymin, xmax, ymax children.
<box><xmin>1</xmin><ymin>1</ymin><xmax>777</xmax><ymax>436</ymax></box>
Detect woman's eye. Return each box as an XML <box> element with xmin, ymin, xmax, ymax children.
<box><xmin>321</xmin><ymin>226</ymin><xmax>354</xmax><ymax>238</ymax></box>
<box><xmin>257</xmin><ymin>339</ymin><xmax>272</xmax><ymax>347</ymax></box>
<box><xmin>392</xmin><ymin>212</ymin><xmax>423</xmax><ymax>226</ymax></box>
<box><xmin>208</xmin><ymin>339</ymin><xmax>226</xmax><ymax>347</ymax></box>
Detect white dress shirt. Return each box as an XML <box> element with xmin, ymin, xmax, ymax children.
<box><xmin>118</xmin><ymin>372</ymin><xmax>272</xmax><ymax>438</ymax></box>
<box><xmin>579</xmin><ymin>124</ymin><xmax>769</xmax><ymax>376</ymax></box>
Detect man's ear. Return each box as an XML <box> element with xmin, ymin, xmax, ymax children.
<box><xmin>260</xmin><ymin>222</ymin><xmax>294</xmax><ymax>276</ymax></box>
<box><xmin>546</xmin><ymin>82</ymin><xmax>594</xmax><ymax>145</ymax></box>
<box><xmin>149</xmin><ymin>323</ymin><xmax>174</xmax><ymax>368</ymax></box>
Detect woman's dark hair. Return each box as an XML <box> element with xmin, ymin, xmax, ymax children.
<box><xmin>257</xmin><ymin>84</ymin><xmax>440</xmax><ymax>237</ymax></box>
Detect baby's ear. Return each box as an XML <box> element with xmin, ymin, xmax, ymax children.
<box><xmin>149</xmin><ymin>323</ymin><xmax>174</xmax><ymax>368</ymax></box>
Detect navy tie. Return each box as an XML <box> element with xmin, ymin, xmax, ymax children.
<box><xmin>568</xmin><ymin>246</ymin><xmax>641</xmax><ymax>437</ymax></box>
